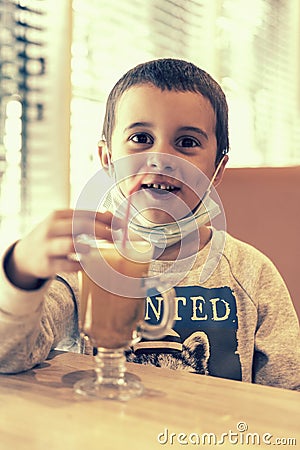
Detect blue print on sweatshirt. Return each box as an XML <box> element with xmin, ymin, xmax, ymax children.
<box><xmin>141</xmin><ymin>285</ymin><xmax>241</xmax><ymax>381</ymax></box>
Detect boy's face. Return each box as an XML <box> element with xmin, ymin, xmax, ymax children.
<box><xmin>100</xmin><ymin>84</ymin><xmax>226</xmax><ymax>224</ymax></box>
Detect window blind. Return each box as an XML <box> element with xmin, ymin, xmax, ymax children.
<box><xmin>0</xmin><ymin>0</ymin><xmax>71</xmax><ymax>243</ymax></box>
<box><xmin>217</xmin><ymin>0</ymin><xmax>300</xmax><ymax>166</ymax></box>
<box><xmin>0</xmin><ymin>0</ymin><xmax>48</xmax><ymax>241</ymax></box>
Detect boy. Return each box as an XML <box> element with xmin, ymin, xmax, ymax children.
<box><xmin>0</xmin><ymin>59</ymin><xmax>299</xmax><ymax>389</ymax></box>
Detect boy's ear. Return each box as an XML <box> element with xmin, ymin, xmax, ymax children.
<box><xmin>213</xmin><ymin>154</ymin><xmax>228</xmax><ymax>187</ymax></box>
<box><xmin>98</xmin><ymin>140</ymin><xmax>111</xmax><ymax>172</ymax></box>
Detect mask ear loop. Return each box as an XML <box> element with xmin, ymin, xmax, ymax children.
<box><xmin>201</xmin><ymin>150</ymin><xmax>228</xmax><ymax>204</ymax></box>
<box><xmin>106</xmin><ymin>152</ymin><xmax>114</xmax><ymax>177</ymax></box>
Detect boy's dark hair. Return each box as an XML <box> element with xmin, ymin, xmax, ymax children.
<box><xmin>102</xmin><ymin>58</ymin><xmax>229</xmax><ymax>164</ymax></box>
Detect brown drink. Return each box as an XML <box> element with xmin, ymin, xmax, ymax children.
<box><xmin>79</xmin><ymin>240</ymin><xmax>152</xmax><ymax>349</ymax></box>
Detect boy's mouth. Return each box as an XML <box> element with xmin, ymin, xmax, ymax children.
<box><xmin>141</xmin><ymin>182</ymin><xmax>180</xmax><ymax>194</ymax></box>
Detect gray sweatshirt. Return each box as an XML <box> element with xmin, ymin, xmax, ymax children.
<box><xmin>0</xmin><ymin>230</ymin><xmax>299</xmax><ymax>390</ymax></box>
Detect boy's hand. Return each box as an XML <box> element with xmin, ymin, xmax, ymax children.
<box><xmin>4</xmin><ymin>209</ymin><xmax>118</xmax><ymax>290</ymax></box>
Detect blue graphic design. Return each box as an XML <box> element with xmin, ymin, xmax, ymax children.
<box><xmin>132</xmin><ymin>285</ymin><xmax>241</xmax><ymax>381</ymax></box>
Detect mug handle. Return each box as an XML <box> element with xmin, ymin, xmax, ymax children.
<box><xmin>137</xmin><ymin>286</ymin><xmax>176</xmax><ymax>340</ymax></box>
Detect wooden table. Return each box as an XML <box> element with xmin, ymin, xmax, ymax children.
<box><xmin>0</xmin><ymin>351</ymin><xmax>298</xmax><ymax>450</ymax></box>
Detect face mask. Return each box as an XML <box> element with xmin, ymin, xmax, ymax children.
<box><xmin>104</xmin><ymin>156</ymin><xmax>226</xmax><ymax>249</ymax></box>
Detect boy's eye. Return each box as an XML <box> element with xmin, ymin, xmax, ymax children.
<box><xmin>176</xmin><ymin>136</ymin><xmax>200</xmax><ymax>148</ymax></box>
<box><xmin>129</xmin><ymin>133</ymin><xmax>153</xmax><ymax>144</ymax></box>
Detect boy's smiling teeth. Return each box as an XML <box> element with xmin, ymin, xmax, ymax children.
<box><xmin>142</xmin><ymin>183</ymin><xmax>178</xmax><ymax>191</ymax></box>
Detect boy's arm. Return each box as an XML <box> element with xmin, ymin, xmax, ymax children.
<box><xmin>0</xmin><ymin>244</ymin><xmax>79</xmax><ymax>373</ymax></box>
<box><xmin>0</xmin><ymin>209</ymin><xmax>117</xmax><ymax>373</ymax></box>
<box><xmin>252</xmin><ymin>261</ymin><xmax>300</xmax><ymax>391</ymax></box>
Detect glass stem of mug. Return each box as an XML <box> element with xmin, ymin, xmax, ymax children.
<box><xmin>94</xmin><ymin>348</ymin><xmax>126</xmax><ymax>386</ymax></box>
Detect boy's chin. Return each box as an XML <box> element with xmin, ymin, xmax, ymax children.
<box><xmin>139</xmin><ymin>208</ymin><xmax>181</xmax><ymax>225</ymax></box>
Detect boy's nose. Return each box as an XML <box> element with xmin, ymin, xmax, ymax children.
<box><xmin>146</xmin><ymin>152</ymin><xmax>176</xmax><ymax>173</ymax></box>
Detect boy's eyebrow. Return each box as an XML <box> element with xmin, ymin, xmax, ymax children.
<box><xmin>124</xmin><ymin>123</ymin><xmax>209</xmax><ymax>141</ymax></box>
<box><xmin>124</xmin><ymin>122</ymin><xmax>153</xmax><ymax>132</ymax></box>
<box><xmin>178</xmin><ymin>126</ymin><xmax>208</xmax><ymax>141</ymax></box>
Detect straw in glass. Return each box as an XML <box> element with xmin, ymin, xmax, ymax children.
<box><xmin>122</xmin><ymin>173</ymin><xmax>147</xmax><ymax>249</ymax></box>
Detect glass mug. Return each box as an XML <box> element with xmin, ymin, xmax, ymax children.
<box><xmin>74</xmin><ymin>237</ymin><xmax>175</xmax><ymax>401</ymax></box>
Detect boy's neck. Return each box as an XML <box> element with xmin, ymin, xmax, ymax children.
<box><xmin>155</xmin><ymin>226</ymin><xmax>212</xmax><ymax>261</ymax></box>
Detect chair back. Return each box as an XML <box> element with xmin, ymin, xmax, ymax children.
<box><xmin>218</xmin><ymin>166</ymin><xmax>300</xmax><ymax>320</ymax></box>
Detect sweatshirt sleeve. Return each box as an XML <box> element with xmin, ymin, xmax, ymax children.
<box><xmin>252</xmin><ymin>257</ymin><xmax>300</xmax><ymax>391</ymax></box>
<box><xmin>0</xmin><ymin>245</ymin><xmax>80</xmax><ymax>374</ymax></box>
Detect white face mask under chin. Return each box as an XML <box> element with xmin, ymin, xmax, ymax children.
<box><xmin>106</xmin><ymin>186</ymin><xmax>219</xmax><ymax>248</ymax></box>
<box><xmin>104</xmin><ymin>157</ymin><xmax>225</xmax><ymax>249</ymax></box>
<box><xmin>135</xmin><ymin>195</ymin><xmax>220</xmax><ymax>248</ymax></box>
